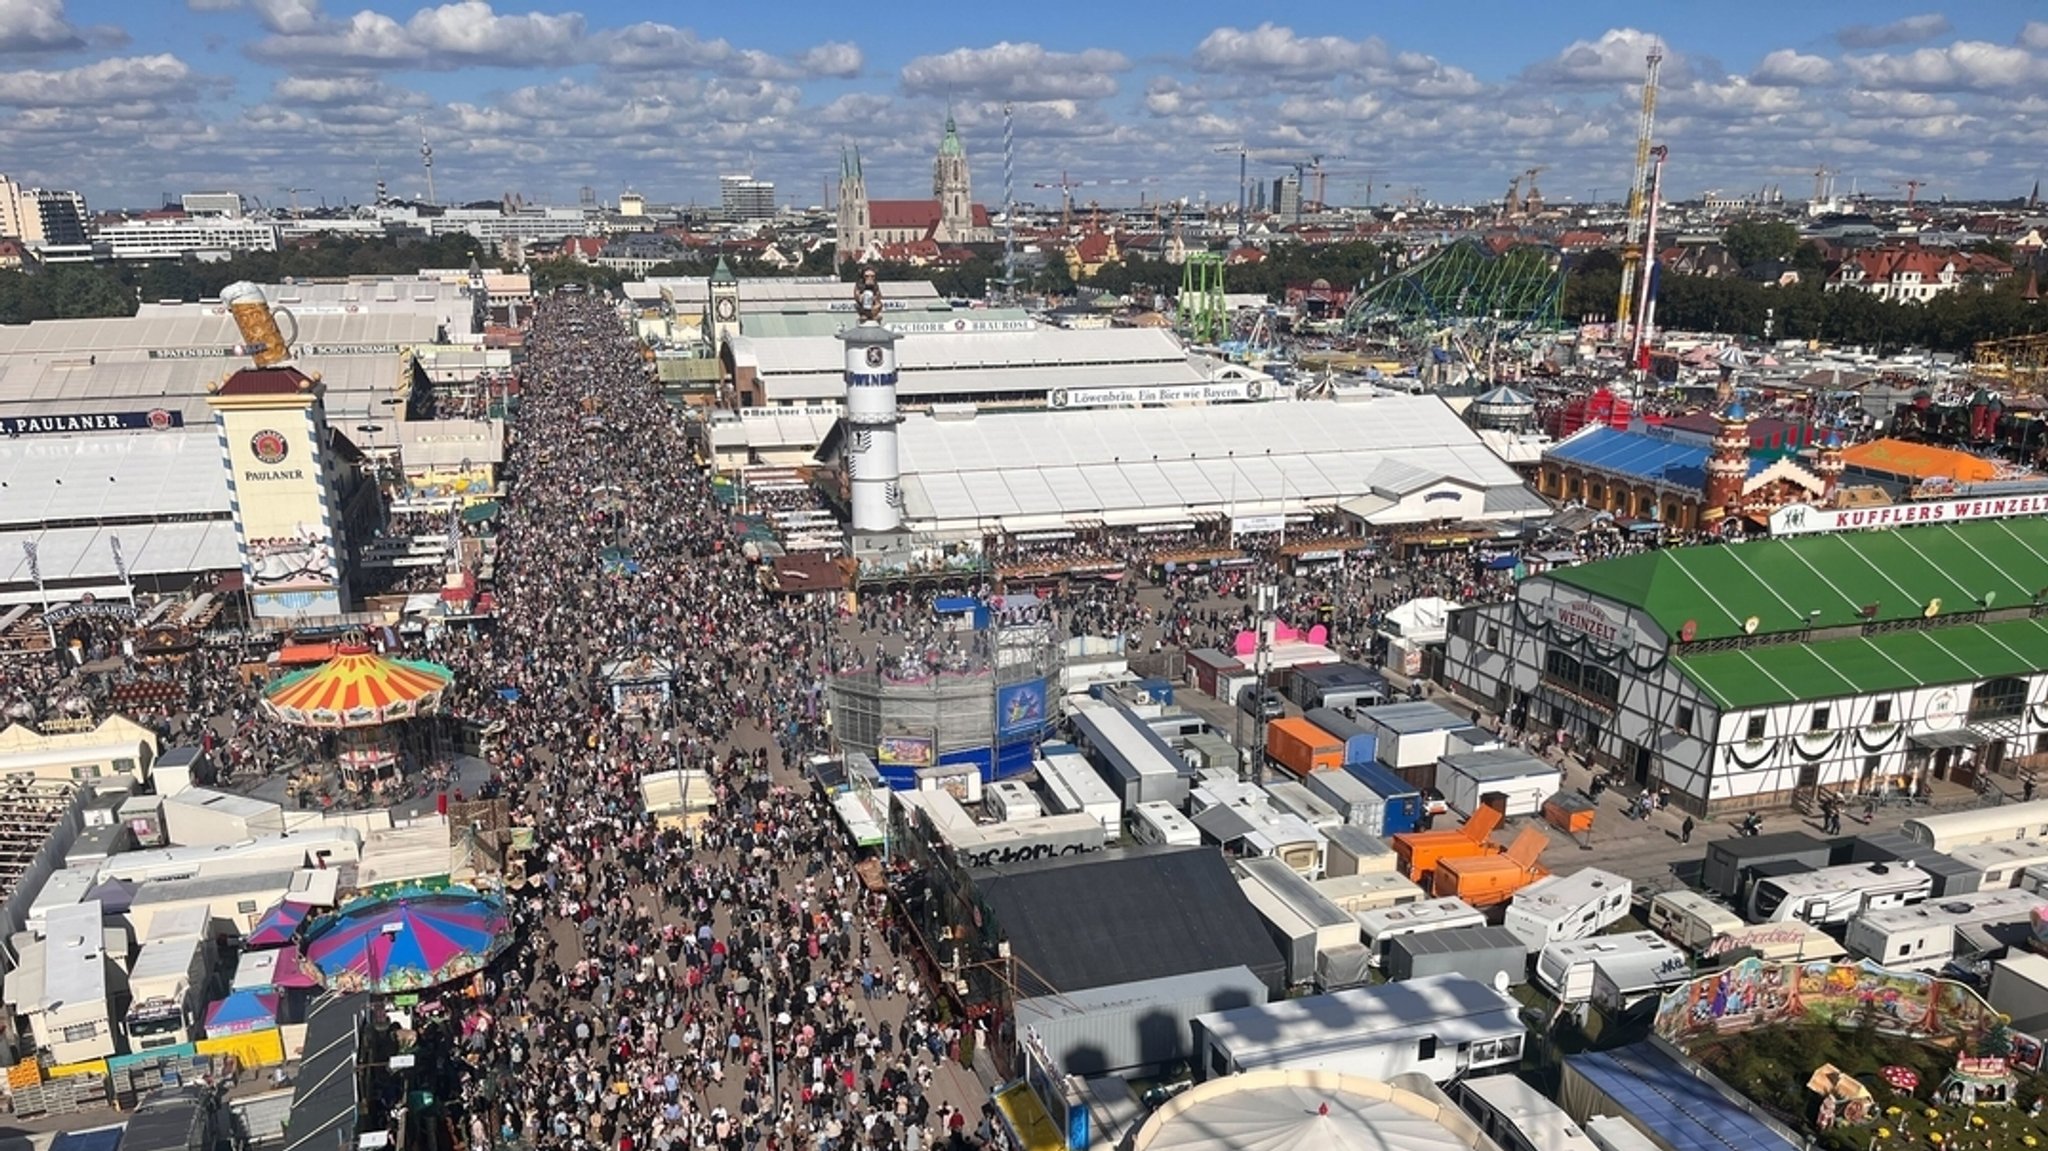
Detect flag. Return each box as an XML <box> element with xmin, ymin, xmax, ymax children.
<box><xmin>21</xmin><ymin>541</ymin><xmax>40</xmax><ymax>587</ymax></box>
<box><xmin>110</xmin><ymin>535</ymin><xmax>128</xmax><ymax>585</ymax></box>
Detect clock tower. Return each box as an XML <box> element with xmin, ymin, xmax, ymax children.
<box><xmin>708</xmin><ymin>256</ymin><xmax>740</xmax><ymax>353</ymax></box>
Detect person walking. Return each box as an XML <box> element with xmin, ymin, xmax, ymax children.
<box><xmin>1680</xmin><ymin>815</ymin><xmax>1695</xmax><ymax>844</ymax></box>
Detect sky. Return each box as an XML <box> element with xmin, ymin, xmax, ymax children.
<box><xmin>3</xmin><ymin>0</ymin><xmax>2045</xmax><ymax>213</ymax></box>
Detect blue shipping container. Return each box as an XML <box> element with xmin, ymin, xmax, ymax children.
<box><xmin>1304</xmin><ymin>707</ymin><xmax>1379</xmax><ymax>769</ymax></box>
<box><xmin>1342</xmin><ymin>759</ymin><xmax>1422</xmax><ymax>836</ymax></box>
<box><xmin>1136</xmin><ymin>677</ymin><xmax>1175</xmax><ymax>706</ymax></box>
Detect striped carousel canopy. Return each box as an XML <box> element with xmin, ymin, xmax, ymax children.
<box><xmin>261</xmin><ymin>640</ymin><xmax>455</xmax><ymax>728</ymax></box>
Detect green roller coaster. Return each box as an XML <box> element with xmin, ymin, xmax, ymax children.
<box><xmin>1344</xmin><ymin>239</ymin><xmax>1566</xmax><ymax>338</ymax></box>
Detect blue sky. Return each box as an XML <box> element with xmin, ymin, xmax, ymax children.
<box><xmin>6</xmin><ymin>1</ymin><xmax>2045</xmax><ymax>211</ymax></box>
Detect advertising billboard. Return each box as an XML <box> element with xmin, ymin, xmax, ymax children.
<box><xmin>996</xmin><ymin>679</ymin><xmax>1048</xmax><ymax>739</ymax></box>
<box><xmin>876</xmin><ymin>732</ymin><xmax>936</xmax><ymax>769</ymax></box>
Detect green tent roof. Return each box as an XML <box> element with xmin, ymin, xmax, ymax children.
<box><xmin>1550</xmin><ymin>517</ymin><xmax>2048</xmax><ymax>643</ymax></box>
<box><xmin>1676</xmin><ymin>616</ymin><xmax>2048</xmax><ymax>710</ymax></box>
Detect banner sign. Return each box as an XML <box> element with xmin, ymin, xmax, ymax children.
<box><xmin>996</xmin><ymin>679</ymin><xmax>1048</xmax><ymax>738</ymax></box>
<box><xmin>1770</xmin><ymin>496</ymin><xmax>2048</xmax><ymax>536</ymax></box>
<box><xmin>1049</xmin><ymin>380</ymin><xmax>1265</xmax><ymax>409</ymax></box>
<box><xmin>876</xmin><ymin>733</ymin><xmax>935</xmax><ymax>769</ymax></box>
<box><xmin>146</xmin><ymin>343</ymin><xmax>401</xmax><ymax>360</ymax></box>
<box><xmin>2</xmin><ymin>409</ymin><xmax>183</xmax><ymax>436</ymax></box>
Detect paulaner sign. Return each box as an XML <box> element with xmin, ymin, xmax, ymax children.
<box><xmin>2</xmin><ymin>410</ymin><xmax>183</xmax><ymax>436</ymax></box>
<box><xmin>1771</xmin><ymin>496</ymin><xmax>2048</xmax><ymax>536</ymax></box>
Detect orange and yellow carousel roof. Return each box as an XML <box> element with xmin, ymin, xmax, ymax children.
<box><xmin>262</xmin><ymin>642</ymin><xmax>455</xmax><ymax>728</ymax></box>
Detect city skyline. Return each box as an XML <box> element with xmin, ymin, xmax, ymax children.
<box><xmin>2</xmin><ymin>0</ymin><xmax>2044</xmax><ymax>212</ymax></box>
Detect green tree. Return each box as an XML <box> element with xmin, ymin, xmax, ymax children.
<box><xmin>1722</xmin><ymin>219</ymin><xmax>1801</xmax><ymax>268</ymax></box>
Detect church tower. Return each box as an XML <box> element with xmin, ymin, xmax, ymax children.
<box><xmin>1815</xmin><ymin>426</ymin><xmax>1846</xmax><ymax>504</ymax></box>
<box><xmin>835</xmin><ymin>146</ymin><xmax>870</xmax><ymax>267</ymax></box>
<box><xmin>933</xmin><ymin>114</ymin><xmax>973</xmax><ymax>243</ymax></box>
<box><xmin>708</xmin><ymin>256</ymin><xmax>740</xmax><ymax>353</ymax></box>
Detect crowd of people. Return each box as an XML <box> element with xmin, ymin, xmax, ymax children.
<box><xmin>389</xmin><ymin>296</ymin><xmax>990</xmax><ymax>1151</ymax></box>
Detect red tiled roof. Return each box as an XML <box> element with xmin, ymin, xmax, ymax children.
<box><xmin>213</xmin><ymin>366</ymin><xmax>319</xmax><ymax>397</ymax></box>
<box><xmin>869</xmin><ymin>200</ymin><xmax>942</xmax><ymax>230</ymax></box>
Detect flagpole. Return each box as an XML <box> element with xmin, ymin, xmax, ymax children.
<box><xmin>22</xmin><ymin>541</ymin><xmax>54</xmax><ymax>654</ymax></box>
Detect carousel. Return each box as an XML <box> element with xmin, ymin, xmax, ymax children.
<box><xmin>261</xmin><ymin>637</ymin><xmax>455</xmax><ymax>796</ymax></box>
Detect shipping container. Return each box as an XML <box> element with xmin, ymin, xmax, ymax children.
<box><xmin>1356</xmin><ymin>701</ymin><xmax>1474</xmax><ymax>774</ymax></box>
<box><xmin>1302</xmin><ymin>707</ymin><xmax>1378</xmax><ymax>768</ymax></box>
<box><xmin>1176</xmin><ymin>731</ymin><xmax>1239</xmax><ymax>774</ymax></box>
<box><xmin>1265</xmin><ymin>716</ymin><xmax>1345</xmax><ymax>778</ymax></box>
<box><xmin>1070</xmin><ymin>705</ymin><xmax>1190</xmax><ymax>809</ymax></box>
<box><xmin>1502</xmin><ymin>868</ymin><xmax>1633</xmax><ymax>953</ymax></box>
<box><xmin>1303</xmin><ymin>767</ymin><xmax>1381</xmax><ymax>829</ymax></box>
<box><xmin>1989</xmin><ymin>952</ymin><xmax>2048</xmax><ymax>1031</ymax></box>
<box><xmin>1341</xmin><ymin>760</ymin><xmax>1423</xmax><ymax>836</ymax></box>
<box><xmin>1126</xmin><ymin>801</ymin><xmax>1199</xmax><ymax>847</ymax></box>
<box><xmin>1356</xmin><ymin>896</ymin><xmax>1488</xmax><ymax>965</ymax></box>
<box><xmin>1286</xmin><ymin>662</ymin><xmax>1390</xmax><ymax>712</ymax></box>
<box><xmin>1385</xmin><ymin>924</ymin><xmax>1527</xmax><ymax>987</ymax></box>
<box><xmin>1846</xmin><ymin>832</ymin><xmax>1980</xmax><ymax>897</ymax></box>
<box><xmin>1262</xmin><ymin>780</ymin><xmax>1343</xmax><ymax>833</ymax></box>
<box><xmin>1430</xmin><ymin>827</ymin><xmax>1550</xmax><ymax>908</ymax></box>
<box><xmin>1440</xmin><ymin>749</ymin><xmax>1561</xmax><ymax>820</ymax></box>
<box><xmin>1013</xmin><ymin>965</ymin><xmax>1267</xmax><ymax>1078</ymax></box>
<box><xmin>1322</xmin><ymin>824</ymin><xmax>1398</xmax><ymax>877</ymax></box>
<box><xmin>1237</xmin><ymin>857</ymin><xmax>1363</xmax><ymax>988</ymax></box>
<box><xmin>1700</xmin><ymin>831</ymin><xmax>1834</xmax><ymax>900</ymax></box>
<box><xmin>1394</xmin><ymin>804</ymin><xmax>1502</xmax><ymax>885</ymax></box>
<box><xmin>1033</xmin><ymin>746</ymin><xmax>1123</xmax><ymax>841</ymax></box>
<box><xmin>1186</xmin><ymin>648</ymin><xmax>1245</xmax><ymax>699</ymax></box>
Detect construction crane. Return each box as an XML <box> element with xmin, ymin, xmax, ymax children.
<box><xmin>1614</xmin><ymin>44</ymin><xmax>1663</xmax><ymax>342</ymax></box>
<box><xmin>1031</xmin><ymin>172</ymin><xmax>1157</xmax><ymax>228</ymax></box>
<box><xmin>278</xmin><ymin>186</ymin><xmax>311</xmax><ymax>219</ymax></box>
<box><xmin>1521</xmin><ymin>166</ymin><xmax>1547</xmax><ymax>215</ymax></box>
<box><xmin>1894</xmin><ymin>179</ymin><xmax>1927</xmax><ymax>207</ymax></box>
<box><xmin>1631</xmin><ymin>145</ymin><xmax>1670</xmax><ymax>372</ymax></box>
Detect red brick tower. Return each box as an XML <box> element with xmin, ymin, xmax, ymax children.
<box><xmin>1703</xmin><ymin>401</ymin><xmax>1751</xmax><ymax>517</ymax></box>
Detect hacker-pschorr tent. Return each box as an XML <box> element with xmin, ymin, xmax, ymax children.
<box><xmin>830</xmin><ymin>394</ymin><xmax>1549</xmax><ymax>538</ymax></box>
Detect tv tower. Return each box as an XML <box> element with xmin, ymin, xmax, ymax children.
<box><xmin>419</xmin><ymin>126</ymin><xmax>437</xmax><ymax>206</ymax></box>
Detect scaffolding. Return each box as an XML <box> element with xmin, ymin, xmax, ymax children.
<box><xmin>1177</xmin><ymin>252</ymin><xmax>1228</xmax><ymax>344</ymax></box>
<box><xmin>1343</xmin><ymin>238</ymin><xmax>1565</xmax><ymax>339</ymax></box>
<box><xmin>828</xmin><ymin>626</ymin><xmax>1058</xmax><ymax>772</ymax></box>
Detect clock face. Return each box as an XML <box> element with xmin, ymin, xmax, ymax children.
<box><xmin>865</xmin><ymin>346</ymin><xmax>885</xmax><ymax>368</ymax></box>
<box><xmin>715</xmin><ymin>297</ymin><xmax>735</xmax><ymax>321</ymax></box>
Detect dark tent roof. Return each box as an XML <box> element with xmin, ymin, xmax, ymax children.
<box><xmin>51</xmin><ymin>1129</ymin><xmax>124</xmax><ymax>1151</ymax></box>
<box><xmin>284</xmin><ymin>992</ymin><xmax>367</xmax><ymax>1151</ymax></box>
<box><xmin>971</xmin><ymin>845</ymin><xmax>1284</xmax><ymax>996</ymax></box>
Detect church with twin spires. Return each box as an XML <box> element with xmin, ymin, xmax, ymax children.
<box><xmin>835</xmin><ymin>116</ymin><xmax>995</xmax><ymax>264</ymax></box>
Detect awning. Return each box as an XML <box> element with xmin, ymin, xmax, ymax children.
<box><xmin>1338</xmin><ymin>494</ymin><xmax>1396</xmax><ymax>521</ymax></box>
<box><xmin>1910</xmin><ymin>729</ymin><xmax>1988</xmax><ymax>750</ymax></box>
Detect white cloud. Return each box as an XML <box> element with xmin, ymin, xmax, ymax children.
<box><xmin>593</xmin><ymin>23</ymin><xmax>861</xmax><ymax>79</ymax></box>
<box><xmin>900</xmin><ymin>42</ymin><xmax>1128</xmax><ymax>102</ymax></box>
<box><xmin>1837</xmin><ymin>13</ymin><xmax>1952</xmax><ymax>49</ymax></box>
<box><xmin>247</xmin><ymin>1</ymin><xmax>584</xmax><ymax>68</ymax></box>
<box><xmin>0</xmin><ymin>53</ymin><xmax>194</xmax><ymax>106</ymax></box>
<box><xmin>1752</xmin><ymin>49</ymin><xmax>1836</xmax><ymax>87</ymax></box>
<box><xmin>0</xmin><ymin>0</ymin><xmax>103</xmax><ymax>53</ymax></box>
<box><xmin>1193</xmin><ymin>24</ymin><xmax>1390</xmax><ymax>78</ymax></box>
<box><xmin>1845</xmin><ymin>41</ymin><xmax>2042</xmax><ymax>92</ymax></box>
<box><xmin>2021</xmin><ymin>23</ymin><xmax>2048</xmax><ymax>52</ymax></box>
<box><xmin>1525</xmin><ymin>28</ymin><xmax>1671</xmax><ymax>85</ymax></box>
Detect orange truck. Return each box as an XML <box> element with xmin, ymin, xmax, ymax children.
<box><xmin>1393</xmin><ymin>804</ymin><xmax>1502</xmax><ymax>885</ymax></box>
<box><xmin>1430</xmin><ymin>826</ymin><xmax>1552</xmax><ymax>907</ymax></box>
<box><xmin>1264</xmin><ymin>716</ymin><xmax>1344</xmax><ymax>778</ymax></box>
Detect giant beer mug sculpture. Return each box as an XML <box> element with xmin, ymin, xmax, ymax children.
<box><xmin>220</xmin><ymin>281</ymin><xmax>298</xmax><ymax>368</ymax></box>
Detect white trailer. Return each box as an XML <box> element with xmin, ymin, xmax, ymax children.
<box><xmin>1536</xmin><ymin>932</ymin><xmax>1689</xmax><ymax>1004</ymax></box>
<box><xmin>1440</xmin><ymin>749</ymin><xmax>1561</xmax><ymax>820</ymax></box>
<box><xmin>1303</xmin><ymin>767</ymin><xmax>1381</xmax><ymax>828</ymax></box>
<box><xmin>1034</xmin><ymin>747</ymin><xmax>1122</xmax><ymax>840</ymax></box>
<box><xmin>1746</xmin><ymin>860</ymin><xmax>1932</xmax><ymax>925</ymax></box>
<box><xmin>1502</xmin><ymin>868</ymin><xmax>1633</xmax><ymax>953</ymax></box>
<box><xmin>1990</xmin><ymin>952</ymin><xmax>2048</xmax><ymax>1029</ymax></box>
<box><xmin>1356</xmin><ymin>896</ymin><xmax>1487</xmax><ymax>965</ymax></box>
<box><xmin>125</xmin><ymin>933</ymin><xmax>213</xmax><ymax>1052</ymax></box>
<box><xmin>1845</xmin><ymin>888</ymin><xmax>2047</xmax><ymax>971</ymax></box>
<box><xmin>1357</xmin><ymin>701</ymin><xmax>1474</xmax><ymax>771</ymax></box>
<box><xmin>1262</xmin><ymin>780</ymin><xmax>1343</xmax><ymax>833</ymax></box>
<box><xmin>1191</xmin><ymin>974</ymin><xmax>1525</xmax><ymax>1084</ymax></box>
<box><xmin>1646</xmin><ymin>890</ymin><xmax>1746</xmax><ymax>953</ymax></box>
<box><xmin>1949</xmin><ymin>837</ymin><xmax>2048</xmax><ymax>890</ymax></box>
<box><xmin>985</xmin><ymin>780</ymin><xmax>1042</xmax><ymax>823</ymax></box>
<box><xmin>1126</xmin><ymin>801</ymin><xmax>1199</xmax><ymax>847</ymax></box>
<box><xmin>1311</xmin><ymin>871</ymin><xmax>1425</xmax><ymax>914</ymax></box>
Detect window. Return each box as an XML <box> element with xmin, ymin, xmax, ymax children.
<box><xmin>1544</xmin><ymin>650</ymin><xmax>1582</xmax><ymax>685</ymax></box>
<box><xmin>1484</xmin><ymin>626</ymin><xmax>1500</xmax><ymax>649</ymax></box>
<box><xmin>1810</xmin><ymin>707</ymin><xmax>1831</xmax><ymax>733</ymax></box>
<box><xmin>1872</xmin><ymin>700</ymin><xmax>1892</xmax><ymax>725</ymax></box>
<box><xmin>1746</xmin><ymin>716</ymin><xmax>1768</xmax><ymax>742</ymax></box>
<box><xmin>70</xmin><ymin>765</ymin><xmax>102</xmax><ymax>780</ymax></box>
<box><xmin>1675</xmin><ymin>705</ymin><xmax>1694</xmax><ymax>734</ymax></box>
<box><xmin>236</xmin><ymin>900</ymin><xmax>259</xmax><ymax>915</ymax></box>
<box><xmin>1970</xmin><ymin>677</ymin><xmax>2027</xmax><ymax>722</ymax></box>
<box><xmin>61</xmin><ymin>1022</ymin><xmax>99</xmax><ymax>1043</ymax></box>
<box><xmin>1418</xmin><ymin>1036</ymin><xmax>1437</xmax><ymax>1061</ymax></box>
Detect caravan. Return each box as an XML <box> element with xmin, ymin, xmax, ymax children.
<box><xmin>1536</xmin><ymin>932</ymin><xmax>1689</xmax><ymax>1004</ymax></box>
<box><xmin>1947</xmin><ymin>837</ymin><xmax>2048</xmax><ymax>891</ymax></box>
<box><xmin>1033</xmin><ymin>746</ymin><xmax>1123</xmax><ymax>840</ymax></box>
<box><xmin>1646</xmin><ymin>890</ymin><xmax>1746</xmax><ymax>953</ymax></box>
<box><xmin>1356</xmin><ymin>896</ymin><xmax>1487</xmax><ymax>965</ymax></box>
<box><xmin>1501</xmin><ymin>869</ymin><xmax>1632</xmax><ymax>953</ymax></box>
<box><xmin>1126</xmin><ymin>801</ymin><xmax>1199</xmax><ymax>847</ymax></box>
<box><xmin>1844</xmin><ymin>888</ymin><xmax>2047</xmax><ymax>971</ymax></box>
<box><xmin>1745</xmin><ymin>860</ymin><xmax>1932</xmax><ymax>926</ymax></box>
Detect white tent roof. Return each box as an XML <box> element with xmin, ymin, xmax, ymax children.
<box><xmin>0</xmin><ymin>312</ymin><xmax>440</xmax><ymax>360</ymax></box>
<box><xmin>0</xmin><ymin>429</ymin><xmax>229</xmax><ymax>528</ymax></box>
<box><xmin>890</xmin><ymin>396</ymin><xmax>1537</xmax><ymax>531</ymax></box>
<box><xmin>1136</xmin><ymin>1071</ymin><xmax>1485</xmax><ymax>1151</ymax></box>
<box><xmin>0</xmin><ymin>355</ymin><xmax>412</xmax><ymax>431</ymax></box>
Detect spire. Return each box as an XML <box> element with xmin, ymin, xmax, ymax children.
<box><xmin>711</xmin><ymin>255</ymin><xmax>736</xmax><ymax>285</ymax></box>
<box><xmin>938</xmin><ymin>111</ymin><xmax>964</xmax><ymax>157</ymax></box>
